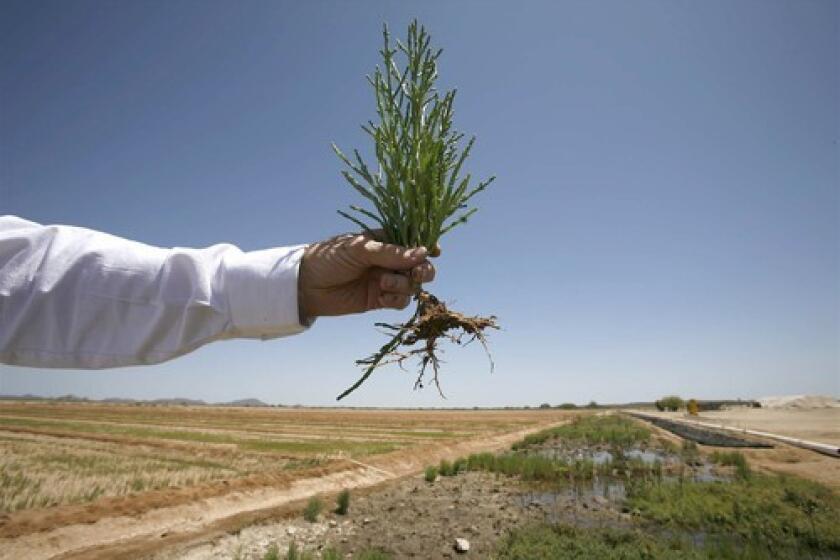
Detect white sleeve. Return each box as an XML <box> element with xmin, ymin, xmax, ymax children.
<box><xmin>0</xmin><ymin>215</ymin><xmax>311</xmax><ymax>369</ymax></box>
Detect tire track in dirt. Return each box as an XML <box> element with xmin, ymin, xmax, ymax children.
<box><xmin>0</xmin><ymin>422</ymin><xmax>565</xmax><ymax>560</ymax></box>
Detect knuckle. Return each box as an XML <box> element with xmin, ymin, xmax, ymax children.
<box><xmin>345</xmin><ymin>236</ymin><xmax>366</xmax><ymax>256</ymax></box>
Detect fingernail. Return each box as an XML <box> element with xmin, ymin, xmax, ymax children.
<box><xmin>409</xmin><ymin>247</ymin><xmax>428</xmax><ymax>259</ymax></box>
<box><xmin>382</xmin><ymin>276</ymin><xmax>395</xmax><ymax>290</ymax></box>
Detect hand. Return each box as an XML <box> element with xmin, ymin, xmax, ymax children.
<box><xmin>298</xmin><ymin>233</ymin><xmax>437</xmax><ymax>321</ymax></box>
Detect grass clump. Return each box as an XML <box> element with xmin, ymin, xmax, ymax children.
<box><xmin>424</xmin><ymin>465</ymin><xmax>438</xmax><ymax>482</ymax></box>
<box><xmin>492</xmin><ymin>524</ymin><xmax>704</xmax><ymax>559</ymax></box>
<box><xmin>709</xmin><ymin>451</ymin><xmax>750</xmax><ymax>480</ymax></box>
<box><xmin>680</xmin><ymin>439</ymin><xmax>701</xmax><ymax>465</ymax></box>
<box><xmin>282</xmin><ymin>541</ymin><xmax>318</xmax><ymax>560</ymax></box>
<box><xmin>274</xmin><ymin>543</ymin><xmax>381</xmax><ymax>560</ymax></box>
<box><xmin>262</xmin><ymin>543</ymin><xmax>280</xmax><ymax>560</ymax></box>
<box><xmin>302</xmin><ymin>496</ymin><xmax>323</xmax><ymax>522</ymax></box>
<box><xmin>438</xmin><ymin>459</ymin><xmax>455</xmax><ymax>477</ymax></box>
<box><xmin>355</xmin><ymin>551</ymin><xmax>392</xmax><ymax>560</ymax></box>
<box><xmin>335</xmin><ymin>488</ymin><xmax>350</xmax><ymax>515</ymax></box>
<box><xmin>625</xmin><ymin>473</ymin><xmax>840</xmax><ymax>556</ymax></box>
<box><xmin>463</xmin><ymin>452</ymin><xmax>565</xmax><ymax>483</ymax></box>
<box><xmin>333</xmin><ymin>20</ymin><xmax>497</xmax><ymax>400</ymax></box>
<box><xmin>512</xmin><ymin>415</ymin><xmax>650</xmax><ymax>450</ymax></box>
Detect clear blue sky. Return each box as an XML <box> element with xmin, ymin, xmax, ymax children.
<box><xmin>1</xmin><ymin>0</ymin><xmax>837</xmax><ymax>407</ymax></box>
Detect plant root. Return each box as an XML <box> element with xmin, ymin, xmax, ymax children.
<box><xmin>336</xmin><ymin>291</ymin><xmax>498</xmax><ymax>400</ymax></box>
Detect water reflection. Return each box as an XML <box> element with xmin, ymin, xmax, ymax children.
<box><xmin>518</xmin><ymin>443</ymin><xmax>729</xmax><ymax>525</ymax></box>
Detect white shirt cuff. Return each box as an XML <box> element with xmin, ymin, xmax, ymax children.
<box><xmin>222</xmin><ymin>244</ymin><xmax>310</xmax><ymax>339</ymax></box>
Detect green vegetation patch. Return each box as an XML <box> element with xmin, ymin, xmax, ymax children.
<box><xmin>465</xmin><ymin>452</ymin><xmax>566</xmax><ymax>483</ymax></box>
<box><xmin>263</xmin><ymin>542</ymin><xmax>388</xmax><ymax>560</ymax></box>
<box><xmin>0</xmin><ymin>416</ymin><xmax>402</xmax><ymax>457</ymax></box>
<box><xmin>709</xmin><ymin>450</ymin><xmax>751</xmax><ymax>480</ymax></box>
<box><xmin>492</xmin><ymin>524</ymin><xmax>704</xmax><ymax>559</ymax></box>
<box><xmin>303</xmin><ymin>496</ymin><xmax>323</xmax><ymax>522</ymax></box>
<box><xmin>626</xmin><ymin>473</ymin><xmax>840</xmax><ymax>555</ymax></box>
<box><xmin>335</xmin><ymin>488</ymin><xmax>350</xmax><ymax>515</ymax></box>
<box><xmin>512</xmin><ymin>415</ymin><xmax>650</xmax><ymax>450</ymax></box>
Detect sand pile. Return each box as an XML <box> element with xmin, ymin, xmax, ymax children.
<box><xmin>758</xmin><ymin>395</ymin><xmax>839</xmax><ymax>409</ymax></box>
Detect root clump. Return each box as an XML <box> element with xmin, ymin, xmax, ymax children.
<box><xmin>337</xmin><ymin>291</ymin><xmax>498</xmax><ymax>400</ymax></box>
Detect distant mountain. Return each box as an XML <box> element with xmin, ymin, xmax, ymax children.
<box><xmin>220</xmin><ymin>398</ymin><xmax>270</xmax><ymax>407</ymax></box>
<box><xmin>148</xmin><ymin>398</ymin><xmax>207</xmax><ymax>406</ymax></box>
<box><xmin>56</xmin><ymin>394</ymin><xmax>89</xmax><ymax>401</ymax></box>
<box><xmin>0</xmin><ymin>393</ymin><xmax>48</xmax><ymax>401</ymax></box>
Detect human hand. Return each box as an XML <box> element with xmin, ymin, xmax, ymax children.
<box><xmin>297</xmin><ymin>233</ymin><xmax>437</xmax><ymax>321</ymax></box>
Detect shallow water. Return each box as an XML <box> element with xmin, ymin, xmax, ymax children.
<box><xmin>519</xmin><ymin>442</ymin><xmax>729</xmax><ymax>524</ymax></box>
<box><xmin>535</xmin><ymin>445</ymin><xmax>668</xmax><ymax>465</ymax></box>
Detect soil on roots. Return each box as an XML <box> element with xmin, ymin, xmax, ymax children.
<box><xmin>337</xmin><ymin>291</ymin><xmax>498</xmax><ymax>400</ymax></box>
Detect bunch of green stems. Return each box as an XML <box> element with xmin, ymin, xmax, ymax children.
<box><xmin>333</xmin><ymin>20</ymin><xmax>494</xmax><ymax>250</ymax></box>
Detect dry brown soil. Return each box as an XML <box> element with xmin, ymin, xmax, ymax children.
<box><xmin>694</xmin><ymin>407</ymin><xmax>840</xmax><ymax>446</ymax></box>
<box><xmin>158</xmin><ymin>471</ymin><xmax>629</xmax><ymax>560</ymax></box>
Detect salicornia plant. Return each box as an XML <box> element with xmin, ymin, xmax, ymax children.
<box><xmin>333</xmin><ymin>20</ymin><xmax>497</xmax><ymax>400</ymax></box>
<box><xmin>333</xmin><ymin>21</ymin><xmax>495</xmax><ymax>251</ymax></box>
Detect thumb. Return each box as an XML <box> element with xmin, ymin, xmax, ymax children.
<box><xmin>352</xmin><ymin>238</ymin><xmax>428</xmax><ymax>270</ymax></box>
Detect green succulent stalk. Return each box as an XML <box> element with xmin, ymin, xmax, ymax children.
<box><xmin>333</xmin><ymin>20</ymin><xmax>497</xmax><ymax>401</ymax></box>
<box><xmin>333</xmin><ymin>20</ymin><xmax>494</xmax><ymax>250</ymax></box>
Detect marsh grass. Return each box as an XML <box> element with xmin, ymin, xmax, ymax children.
<box><xmin>680</xmin><ymin>439</ymin><xmax>702</xmax><ymax>466</ymax></box>
<box><xmin>454</xmin><ymin>450</ymin><xmax>664</xmax><ymax>485</ymax></box>
<box><xmin>625</xmin><ymin>471</ymin><xmax>840</xmax><ymax>555</ymax></box>
<box><xmin>426</xmin><ymin>415</ymin><xmax>840</xmax><ymax>559</ymax></box>
<box><xmin>512</xmin><ymin>415</ymin><xmax>650</xmax><ymax>450</ymax></box>
<box><xmin>709</xmin><ymin>450</ymin><xmax>750</xmax><ymax>480</ymax></box>
<box><xmin>492</xmin><ymin>524</ymin><xmax>705</xmax><ymax>559</ymax></box>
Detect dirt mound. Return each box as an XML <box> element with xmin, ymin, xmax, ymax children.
<box><xmin>758</xmin><ymin>395</ymin><xmax>839</xmax><ymax>410</ymax></box>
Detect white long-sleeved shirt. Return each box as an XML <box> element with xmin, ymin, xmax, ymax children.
<box><xmin>0</xmin><ymin>216</ymin><xmax>309</xmax><ymax>369</ymax></box>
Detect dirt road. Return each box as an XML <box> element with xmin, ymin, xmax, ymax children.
<box><xmin>692</xmin><ymin>407</ymin><xmax>840</xmax><ymax>446</ymax></box>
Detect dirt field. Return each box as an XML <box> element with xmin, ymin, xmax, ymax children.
<box><xmin>0</xmin><ymin>401</ymin><xmax>573</xmax><ymax>559</ymax></box>
<box><xmin>3</xmin><ymin>403</ymin><xmax>838</xmax><ymax>559</ymax></box>
<box><xmin>694</xmin><ymin>407</ymin><xmax>840</xmax><ymax>446</ymax></box>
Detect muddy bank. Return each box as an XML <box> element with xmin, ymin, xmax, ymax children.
<box><xmin>157</xmin><ymin>470</ymin><xmax>632</xmax><ymax>559</ymax></box>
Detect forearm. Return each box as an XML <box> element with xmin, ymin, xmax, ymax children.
<box><xmin>0</xmin><ymin>216</ymin><xmax>309</xmax><ymax>369</ymax></box>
